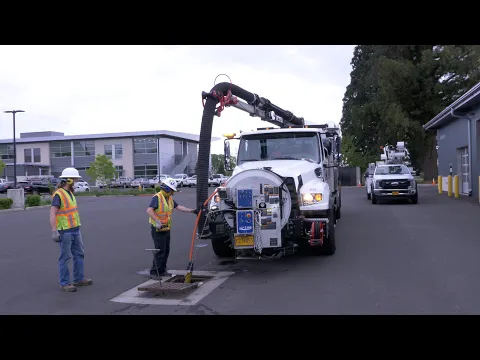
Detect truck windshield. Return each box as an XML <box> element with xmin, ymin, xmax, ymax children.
<box><xmin>375</xmin><ymin>165</ymin><xmax>410</xmax><ymax>175</ymax></box>
<box><xmin>237</xmin><ymin>132</ymin><xmax>320</xmax><ymax>165</ymax></box>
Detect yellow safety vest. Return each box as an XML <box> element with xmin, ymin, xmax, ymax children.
<box><xmin>149</xmin><ymin>192</ymin><xmax>174</xmax><ymax>231</ymax></box>
<box><xmin>54</xmin><ymin>188</ymin><xmax>81</xmax><ymax>230</ymax></box>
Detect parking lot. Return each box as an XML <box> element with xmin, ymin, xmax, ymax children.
<box><xmin>1</xmin><ymin>185</ymin><xmax>480</xmax><ymax>314</ymax></box>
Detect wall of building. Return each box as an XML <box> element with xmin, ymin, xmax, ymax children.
<box><xmin>16</xmin><ymin>142</ymin><xmax>51</xmax><ymax>165</ymax></box>
<box><xmin>94</xmin><ymin>137</ymin><xmax>134</xmax><ymax>178</ymax></box>
<box><xmin>436</xmin><ymin>105</ymin><xmax>480</xmax><ymax>198</ymax></box>
<box><xmin>159</xmin><ymin>137</ymin><xmax>175</xmax><ymax>175</ymax></box>
<box><xmin>437</xmin><ymin>119</ymin><xmax>469</xmax><ymax>176</ymax></box>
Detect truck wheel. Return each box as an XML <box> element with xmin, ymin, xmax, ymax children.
<box><xmin>211</xmin><ymin>237</ymin><xmax>235</xmax><ymax>257</ymax></box>
<box><xmin>410</xmin><ymin>192</ymin><xmax>418</xmax><ymax>204</ymax></box>
<box><xmin>371</xmin><ymin>193</ymin><xmax>377</xmax><ymax>204</ymax></box>
<box><xmin>335</xmin><ymin>203</ymin><xmax>341</xmax><ymax>220</ymax></box>
<box><xmin>320</xmin><ymin>211</ymin><xmax>336</xmax><ymax>255</ymax></box>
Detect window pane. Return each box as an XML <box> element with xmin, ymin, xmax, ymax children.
<box><xmin>24</xmin><ymin>149</ymin><xmax>32</xmax><ymax>162</ymax></box>
<box><xmin>51</xmin><ymin>141</ymin><xmax>71</xmax><ymax>157</ymax></box>
<box><xmin>104</xmin><ymin>144</ymin><xmax>113</xmax><ymax>158</ymax></box>
<box><xmin>114</xmin><ymin>144</ymin><xmax>123</xmax><ymax>159</ymax></box>
<box><xmin>33</xmin><ymin>148</ymin><xmax>41</xmax><ymax>163</ymax></box>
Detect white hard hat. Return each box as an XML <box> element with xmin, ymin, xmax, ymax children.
<box><xmin>59</xmin><ymin>167</ymin><xmax>81</xmax><ymax>179</ymax></box>
<box><xmin>160</xmin><ymin>177</ymin><xmax>178</xmax><ymax>192</ymax></box>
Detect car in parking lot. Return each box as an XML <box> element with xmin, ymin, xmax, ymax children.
<box><xmin>185</xmin><ymin>175</ymin><xmax>197</xmax><ymax>187</ymax></box>
<box><xmin>0</xmin><ymin>181</ymin><xmax>14</xmax><ymax>193</ymax></box>
<box><xmin>131</xmin><ymin>178</ymin><xmax>150</xmax><ymax>188</ymax></box>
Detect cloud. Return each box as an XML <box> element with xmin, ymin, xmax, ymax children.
<box><xmin>0</xmin><ymin>45</ymin><xmax>355</xmax><ymax>154</ymax></box>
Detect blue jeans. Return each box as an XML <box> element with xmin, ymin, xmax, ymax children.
<box><xmin>58</xmin><ymin>228</ymin><xmax>85</xmax><ymax>286</ymax></box>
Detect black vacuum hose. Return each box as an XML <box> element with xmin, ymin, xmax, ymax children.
<box><xmin>196</xmin><ymin>82</ymin><xmax>304</xmax><ymax>236</ymax></box>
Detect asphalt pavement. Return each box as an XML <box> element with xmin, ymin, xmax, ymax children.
<box><xmin>1</xmin><ymin>185</ymin><xmax>480</xmax><ymax>315</ymax></box>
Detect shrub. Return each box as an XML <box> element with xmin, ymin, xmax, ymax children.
<box><xmin>25</xmin><ymin>194</ymin><xmax>42</xmax><ymax>207</ymax></box>
<box><xmin>0</xmin><ymin>198</ymin><xmax>13</xmax><ymax>210</ymax></box>
<box><xmin>155</xmin><ymin>186</ymin><xmax>161</xmax><ymax>193</ymax></box>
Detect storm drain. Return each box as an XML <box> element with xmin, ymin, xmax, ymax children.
<box><xmin>137</xmin><ymin>274</ymin><xmax>214</xmax><ymax>298</ymax></box>
<box><xmin>110</xmin><ymin>270</ymin><xmax>235</xmax><ymax>306</ymax></box>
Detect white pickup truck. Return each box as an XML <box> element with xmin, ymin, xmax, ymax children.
<box><xmin>185</xmin><ymin>175</ymin><xmax>197</xmax><ymax>187</ymax></box>
<box><xmin>370</xmin><ymin>164</ymin><xmax>418</xmax><ymax>204</ymax></box>
<box><xmin>208</xmin><ymin>174</ymin><xmax>228</xmax><ymax>187</ymax></box>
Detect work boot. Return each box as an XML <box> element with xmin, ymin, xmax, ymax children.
<box><xmin>60</xmin><ymin>284</ymin><xmax>77</xmax><ymax>292</ymax></box>
<box><xmin>73</xmin><ymin>278</ymin><xmax>93</xmax><ymax>286</ymax></box>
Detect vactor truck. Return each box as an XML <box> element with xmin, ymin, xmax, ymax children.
<box><xmin>195</xmin><ymin>82</ymin><xmax>342</xmax><ymax>260</ymax></box>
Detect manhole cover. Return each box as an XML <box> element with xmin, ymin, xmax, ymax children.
<box><xmin>137</xmin><ymin>274</ymin><xmax>214</xmax><ymax>296</ymax></box>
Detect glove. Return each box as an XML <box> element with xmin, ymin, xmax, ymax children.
<box><xmin>52</xmin><ymin>230</ymin><xmax>60</xmax><ymax>243</ymax></box>
<box><xmin>192</xmin><ymin>208</ymin><xmax>200</xmax><ymax>215</ymax></box>
<box><xmin>155</xmin><ymin>220</ymin><xmax>162</xmax><ymax>229</ymax></box>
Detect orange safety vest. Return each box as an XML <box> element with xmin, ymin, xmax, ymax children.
<box><xmin>54</xmin><ymin>188</ymin><xmax>81</xmax><ymax>230</ymax></box>
<box><xmin>149</xmin><ymin>192</ymin><xmax>174</xmax><ymax>231</ymax></box>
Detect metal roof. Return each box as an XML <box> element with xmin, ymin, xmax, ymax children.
<box><xmin>0</xmin><ymin>130</ymin><xmax>221</xmax><ymax>144</ymax></box>
<box><xmin>423</xmin><ymin>81</ymin><xmax>480</xmax><ymax>131</ymax></box>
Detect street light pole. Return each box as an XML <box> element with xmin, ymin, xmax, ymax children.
<box><xmin>4</xmin><ymin>110</ymin><xmax>25</xmax><ymax>188</ymax></box>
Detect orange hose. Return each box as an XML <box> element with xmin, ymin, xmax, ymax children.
<box><xmin>188</xmin><ymin>182</ymin><xmax>226</xmax><ymax>261</ymax></box>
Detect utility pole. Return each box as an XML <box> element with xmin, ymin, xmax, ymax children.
<box><xmin>4</xmin><ymin>110</ymin><xmax>25</xmax><ymax>188</ymax></box>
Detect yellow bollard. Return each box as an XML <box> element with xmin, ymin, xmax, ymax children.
<box><xmin>447</xmin><ymin>175</ymin><xmax>452</xmax><ymax>197</ymax></box>
<box><xmin>438</xmin><ymin>176</ymin><xmax>442</xmax><ymax>194</ymax></box>
<box><xmin>454</xmin><ymin>175</ymin><xmax>459</xmax><ymax>198</ymax></box>
<box><xmin>138</xmin><ymin>184</ymin><xmax>142</xmax><ymax>191</ymax></box>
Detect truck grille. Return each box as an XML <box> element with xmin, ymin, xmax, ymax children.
<box><xmin>380</xmin><ymin>179</ymin><xmax>409</xmax><ymax>189</ymax></box>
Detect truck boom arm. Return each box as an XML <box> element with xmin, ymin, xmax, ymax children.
<box><xmin>197</xmin><ymin>82</ymin><xmax>309</xmax><ymax>235</ymax></box>
<box><xmin>201</xmin><ymin>83</ymin><xmax>305</xmax><ymax>128</ymax></box>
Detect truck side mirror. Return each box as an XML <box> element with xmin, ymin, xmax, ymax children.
<box><xmin>224</xmin><ymin>139</ymin><xmax>232</xmax><ymax>171</ymax></box>
<box><xmin>335</xmin><ymin>137</ymin><xmax>341</xmax><ymax>155</ymax></box>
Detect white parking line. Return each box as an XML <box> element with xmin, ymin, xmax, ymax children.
<box><xmin>109</xmin><ymin>270</ymin><xmax>234</xmax><ymax>306</ymax></box>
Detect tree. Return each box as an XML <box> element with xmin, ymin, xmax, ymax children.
<box><xmin>210</xmin><ymin>154</ymin><xmax>236</xmax><ymax>175</ymax></box>
<box><xmin>86</xmin><ymin>154</ymin><xmax>116</xmax><ymax>182</ymax></box>
<box><xmin>0</xmin><ymin>160</ymin><xmax>5</xmax><ymax>177</ymax></box>
<box><xmin>340</xmin><ymin>45</ymin><xmax>480</xmax><ymax>179</ymax></box>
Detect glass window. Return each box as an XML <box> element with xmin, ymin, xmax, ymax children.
<box><xmin>33</xmin><ymin>148</ymin><xmax>41</xmax><ymax>163</ymax></box>
<box><xmin>74</xmin><ymin>141</ymin><xmax>95</xmax><ymax>157</ymax></box>
<box><xmin>50</xmin><ymin>141</ymin><xmax>71</xmax><ymax>158</ymax></box>
<box><xmin>374</xmin><ymin>165</ymin><xmax>411</xmax><ymax>175</ymax></box>
<box><xmin>104</xmin><ymin>144</ymin><xmax>113</xmax><ymax>158</ymax></box>
<box><xmin>237</xmin><ymin>132</ymin><xmax>321</xmax><ymax>164</ymax></box>
<box><xmin>114</xmin><ymin>144</ymin><xmax>123</xmax><ymax>159</ymax></box>
<box><xmin>24</xmin><ymin>149</ymin><xmax>32</xmax><ymax>162</ymax></box>
<box><xmin>134</xmin><ymin>164</ymin><xmax>158</xmax><ymax>179</ymax></box>
<box><xmin>133</xmin><ymin>138</ymin><xmax>157</xmax><ymax>154</ymax></box>
<box><xmin>115</xmin><ymin>165</ymin><xmax>124</xmax><ymax>177</ymax></box>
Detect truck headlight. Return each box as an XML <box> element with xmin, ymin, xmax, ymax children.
<box><xmin>302</xmin><ymin>193</ymin><xmax>322</xmax><ymax>205</ymax></box>
<box><xmin>409</xmin><ymin>179</ymin><xmax>416</xmax><ymax>187</ymax></box>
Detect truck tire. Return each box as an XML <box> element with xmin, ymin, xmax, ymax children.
<box><xmin>335</xmin><ymin>203</ymin><xmax>341</xmax><ymax>220</ymax></box>
<box><xmin>211</xmin><ymin>237</ymin><xmax>235</xmax><ymax>257</ymax></box>
<box><xmin>410</xmin><ymin>191</ymin><xmax>418</xmax><ymax>204</ymax></box>
<box><xmin>320</xmin><ymin>211</ymin><xmax>336</xmax><ymax>255</ymax></box>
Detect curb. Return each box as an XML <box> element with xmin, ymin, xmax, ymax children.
<box><xmin>25</xmin><ymin>205</ymin><xmax>51</xmax><ymax>210</ymax></box>
<box><xmin>0</xmin><ymin>208</ymin><xmax>24</xmax><ymax>213</ymax></box>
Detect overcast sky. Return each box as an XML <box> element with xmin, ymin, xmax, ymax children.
<box><xmin>0</xmin><ymin>45</ymin><xmax>356</xmax><ymax>154</ymax></box>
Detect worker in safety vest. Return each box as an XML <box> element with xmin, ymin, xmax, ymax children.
<box><xmin>50</xmin><ymin>167</ymin><xmax>93</xmax><ymax>292</ymax></box>
<box><xmin>146</xmin><ymin>177</ymin><xmax>199</xmax><ymax>277</ymax></box>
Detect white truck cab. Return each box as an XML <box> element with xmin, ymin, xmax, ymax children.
<box><xmin>205</xmin><ymin>125</ymin><xmax>342</xmax><ymax>259</ymax></box>
<box><xmin>370</xmin><ymin>164</ymin><xmax>418</xmax><ymax>204</ymax></box>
